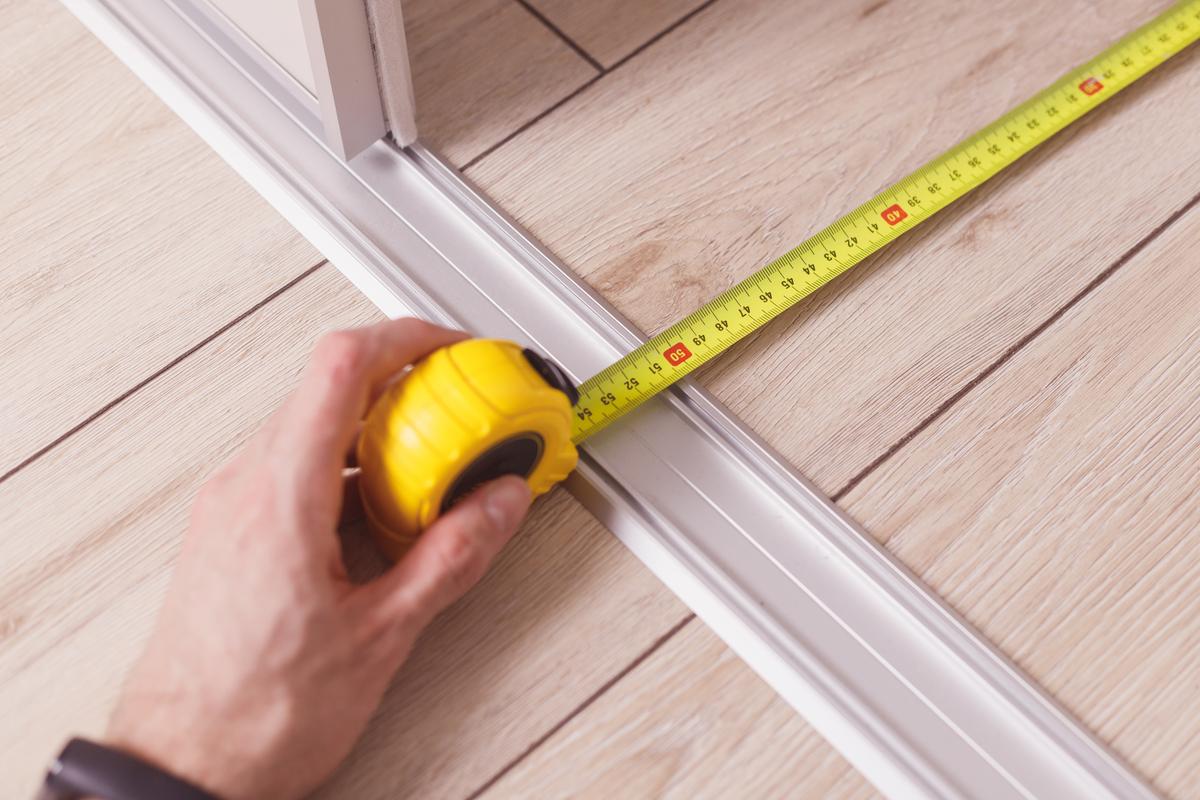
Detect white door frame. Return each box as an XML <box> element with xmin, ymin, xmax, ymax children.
<box><xmin>202</xmin><ymin>0</ymin><xmax>416</xmax><ymax>159</ymax></box>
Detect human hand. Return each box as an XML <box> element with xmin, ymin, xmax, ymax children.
<box><xmin>104</xmin><ymin>319</ymin><xmax>533</xmax><ymax>799</ymax></box>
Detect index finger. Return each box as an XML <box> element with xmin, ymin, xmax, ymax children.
<box><xmin>280</xmin><ymin>318</ymin><xmax>468</xmax><ymax>473</ymax></box>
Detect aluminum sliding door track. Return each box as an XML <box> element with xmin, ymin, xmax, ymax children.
<box><xmin>64</xmin><ymin>0</ymin><xmax>1158</xmax><ymax>797</ymax></box>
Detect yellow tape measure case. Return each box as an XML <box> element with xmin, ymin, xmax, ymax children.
<box><xmin>357</xmin><ymin>339</ymin><xmax>579</xmax><ymax>559</ymax></box>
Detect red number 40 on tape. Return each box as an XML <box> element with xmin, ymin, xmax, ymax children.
<box><xmin>881</xmin><ymin>203</ymin><xmax>908</xmax><ymax>226</ymax></box>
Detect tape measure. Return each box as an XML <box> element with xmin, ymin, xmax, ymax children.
<box><xmin>358</xmin><ymin>0</ymin><xmax>1199</xmax><ymax>555</ymax></box>
<box><xmin>357</xmin><ymin>340</ymin><xmax>578</xmax><ymax>559</ymax></box>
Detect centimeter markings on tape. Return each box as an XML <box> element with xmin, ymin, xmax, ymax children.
<box><xmin>571</xmin><ymin>0</ymin><xmax>1200</xmax><ymax>443</ymax></box>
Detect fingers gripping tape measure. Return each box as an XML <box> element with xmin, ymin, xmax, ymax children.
<box><xmin>358</xmin><ymin>1</ymin><xmax>1200</xmax><ymax>557</ymax></box>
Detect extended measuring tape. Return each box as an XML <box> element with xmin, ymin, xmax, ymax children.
<box><xmin>571</xmin><ymin>0</ymin><xmax>1200</xmax><ymax>439</ymax></box>
<box><xmin>357</xmin><ymin>1</ymin><xmax>1200</xmax><ymax>557</ymax></box>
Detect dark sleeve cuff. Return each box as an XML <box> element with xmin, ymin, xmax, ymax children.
<box><xmin>37</xmin><ymin>738</ymin><xmax>221</xmax><ymax>800</ymax></box>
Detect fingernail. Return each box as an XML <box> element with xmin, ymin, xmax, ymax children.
<box><xmin>484</xmin><ymin>477</ymin><xmax>531</xmax><ymax>531</ymax></box>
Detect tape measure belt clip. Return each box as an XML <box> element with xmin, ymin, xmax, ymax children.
<box><xmin>521</xmin><ymin>348</ymin><xmax>580</xmax><ymax>405</ymax></box>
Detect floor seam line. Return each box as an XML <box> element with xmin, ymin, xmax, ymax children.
<box><xmin>0</xmin><ymin>260</ymin><xmax>328</xmax><ymax>487</ymax></box>
<box><xmin>462</xmin><ymin>613</ymin><xmax>696</xmax><ymax>799</ymax></box>
<box><xmin>607</xmin><ymin>0</ymin><xmax>721</xmax><ymax>72</ymax></box>
<box><xmin>461</xmin><ymin>0</ymin><xmax>722</xmax><ymax>173</ymax></box>
<box><xmin>513</xmin><ymin>0</ymin><xmax>605</xmax><ymax>73</ymax></box>
<box><xmin>831</xmin><ymin>188</ymin><xmax>1200</xmax><ymax>504</ymax></box>
<box><xmin>460</xmin><ymin>75</ymin><xmax>602</xmax><ymax>173</ymax></box>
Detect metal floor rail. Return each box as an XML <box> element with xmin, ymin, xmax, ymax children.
<box><xmin>61</xmin><ymin>0</ymin><xmax>1160</xmax><ymax>796</ymax></box>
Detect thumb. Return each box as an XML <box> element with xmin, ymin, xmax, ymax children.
<box><xmin>367</xmin><ymin>476</ymin><xmax>531</xmax><ymax>630</ymax></box>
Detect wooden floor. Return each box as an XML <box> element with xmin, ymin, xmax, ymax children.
<box><xmin>4</xmin><ymin>0</ymin><xmax>1200</xmax><ymax>797</ymax></box>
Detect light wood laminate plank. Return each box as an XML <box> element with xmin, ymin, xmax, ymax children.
<box><xmin>467</xmin><ymin>0</ymin><xmax>1198</xmax><ymax>497</ymax></box>
<box><xmin>0</xmin><ymin>267</ymin><xmax>684</xmax><ymax>799</ymax></box>
<box><xmin>484</xmin><ymin>620</ymin><xmax>877</xmax><ymax>799</ymax></box>
<box><xmin>525</xmin><ymin>0</ymin><xmax>709</xmax><ymax>67</ymax></box>
<box><xmin>406</xmin><ymin>0</ymin><xmax>598</xmax><ymax>165</ymax></box>
<box><xmin>840</xmin><ymin>205</ymin><xmax>1200</xmax><ymax>796</ymax></box>
<box><xmin>0</xmin><ymin>0</ymin><xmax>320</xmax><ymax>477</ymax></box>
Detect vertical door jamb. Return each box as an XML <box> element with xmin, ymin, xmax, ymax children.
<box><xmin>299</xmin><ymin>0</ymin><xmax>417</xmax><ymax>159</ymax></box>
<box><xmin>364</xmin><ymin>0</ymin><xmax>418</xmax><ymax>147</ymax></box>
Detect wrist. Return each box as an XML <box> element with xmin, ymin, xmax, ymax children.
<box><xmin>105</xmin><ymin>686</ymin><xmax>300</xmax><ymax>800</ymax></box>
<box><xmin>105</xmin><ymin>700</ymin><xmax>234</xmax><ymax>799</ymax></box>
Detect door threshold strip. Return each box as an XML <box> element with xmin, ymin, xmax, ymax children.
<box><xmin>62</xmin><ymin>0</ymin><xmax>1158</xmax><ymax>796</ymax></box>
